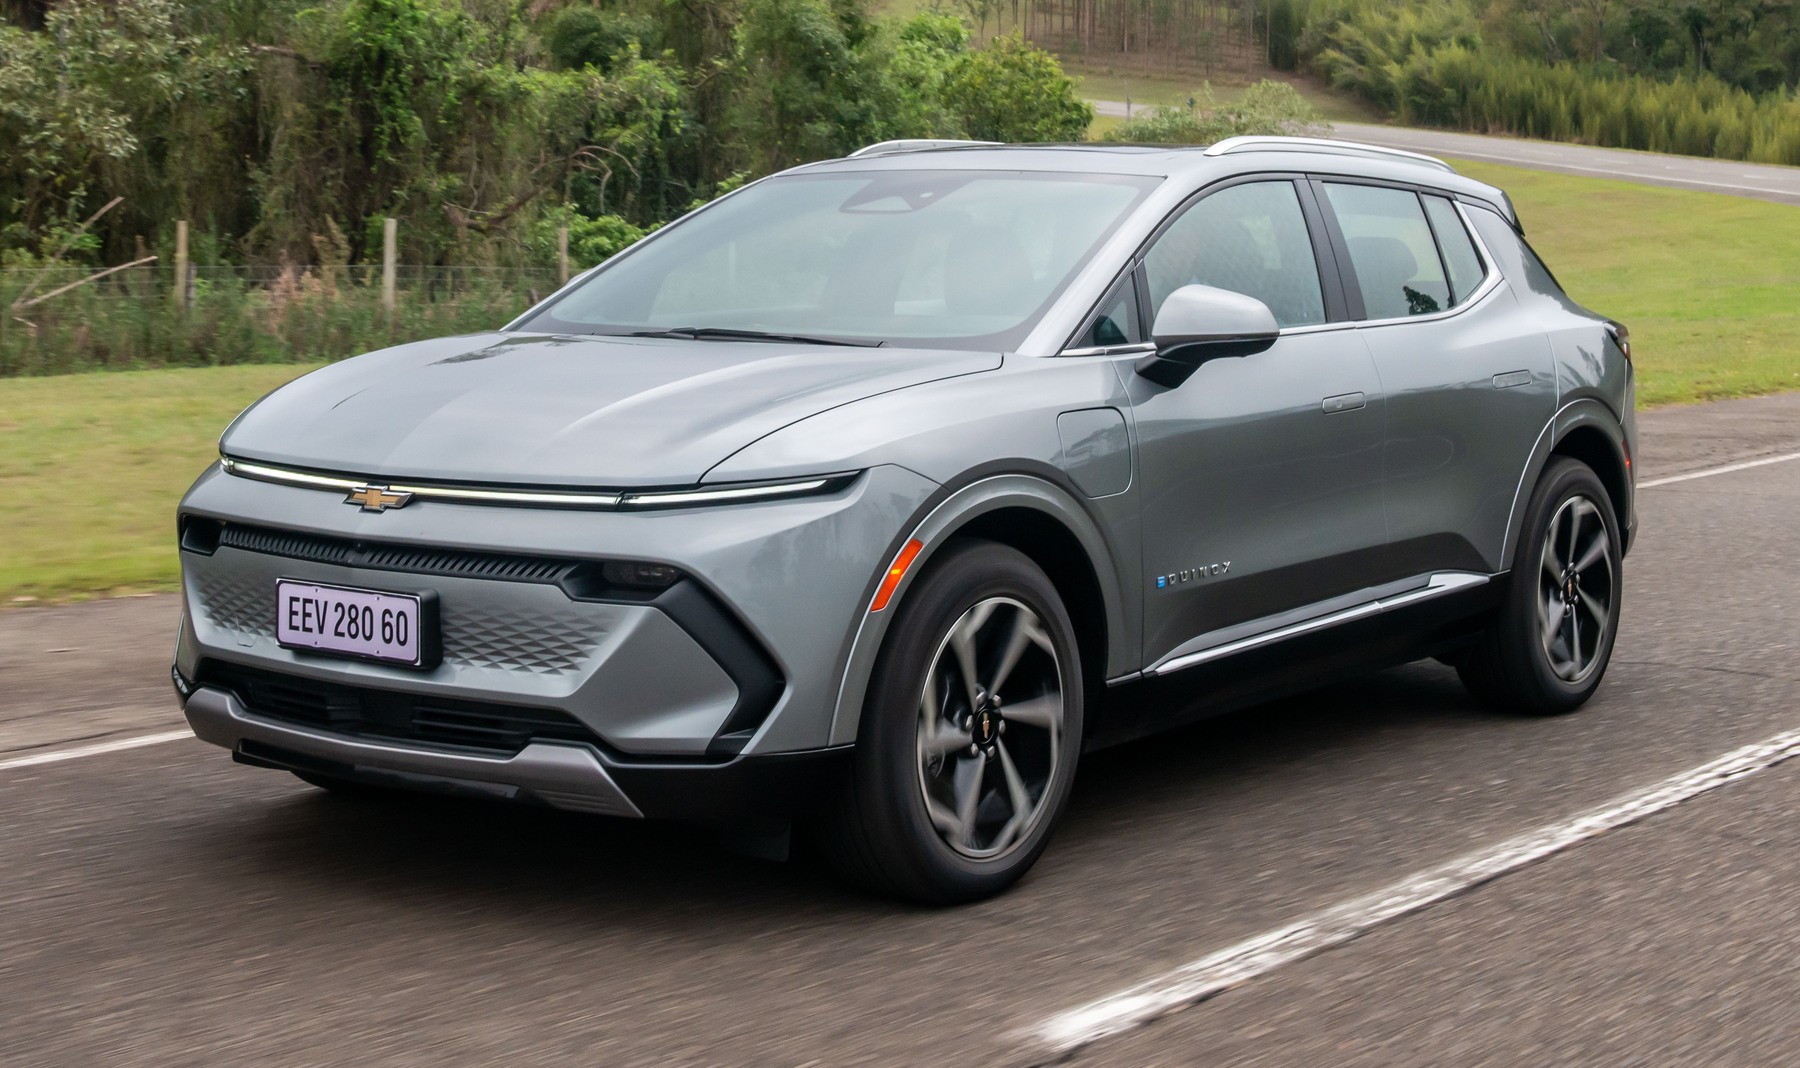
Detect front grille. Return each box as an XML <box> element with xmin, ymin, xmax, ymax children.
<box><xmin>200</xmin><ymin>661</ymin><xmax>599</xmax><ymax>754</ymax></box>
<box><xmin>190</xmin><ymin>563</ymin><xmax>607</xmax><ymax>676</ymax></box>
<box><xmin>216</xmin><ymin>523</ymin><xmax>574</xmax><ymax>584</ymax></box>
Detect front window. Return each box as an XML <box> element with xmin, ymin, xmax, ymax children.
<box><xmin>517</xmin><ymin>170</ymin><xmax>1158</xmax><ymax>350</ymax></box>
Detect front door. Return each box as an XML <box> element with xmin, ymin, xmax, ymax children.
<box><xmin>1127</xmin><ymin>178</ymin><xmax>1388</xmax><ymax>670</ymax></box>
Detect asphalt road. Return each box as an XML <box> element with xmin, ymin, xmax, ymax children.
<box><xmin>4</xmin><ymin>392</ymin><xmax>1800</xmax><ymax>1066</ymax></box>
<box><xmin>1090</xmin><ymin>99</ymin><xmax>1800</xmax><ymax>206</ymax></box>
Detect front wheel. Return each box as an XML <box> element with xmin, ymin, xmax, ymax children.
<box><xmin>816</xmin><ymin>540</ymin><xmax>1084</xmax><ymax>904</ymax></box>
<box><xmin>1458</xmin><ymin>457</ymin><xmax>1622</xmax><ymax>714</ymax></box>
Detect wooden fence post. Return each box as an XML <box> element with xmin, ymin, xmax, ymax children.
<box><xmin>557</xmin><ymin>226</ymin><xmax>570</xmax><ymax>286</ymax></box>
<box><xmin>173</xmin><ymin>221</ymin><xmax>188</xmax><ymax>312</ymax></box>
<box><xmin>381</xmin><ymin>218</ymin><xmax>398</xmax><ymax>319</ymax></box>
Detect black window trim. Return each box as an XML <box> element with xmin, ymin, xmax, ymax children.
<box><xmin>1127</xmin><ymin>171</ymin><xmax>1344</xmax><ymax>334</ymax></box>
<box><xmin>1308</xmin><ymin>173</ymin><xmax>1507</xmax><ymax>329</ymax></box>
<box><xmin>1062</xmin><ymin>267</ymin><xmax>1154</xmax><ymax>357</ymax></box>
<box><xmin>1419</xmin><ymin>191</ymin><xmax>1489</xmax><ymax>307</ymax></box>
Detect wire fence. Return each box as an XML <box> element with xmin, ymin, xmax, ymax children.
<box><xmin>1</xmin><ymin>264</ymin><xmax>567</xmax><ymax>377</ymax></box>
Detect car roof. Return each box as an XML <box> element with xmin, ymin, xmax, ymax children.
<box><xmin>797</xmin><ymin>140</ymin><xmax>1518</xmax><ymax>226</ymax></box>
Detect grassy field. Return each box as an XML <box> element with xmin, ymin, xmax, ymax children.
<box><xmin>0</xmin><ymin>363</ymin><xmax>321</xmax><ymax>602</ymax></box>
<box><xmin>2</xmin><ymin>161</ymin><xmax>1796</xmax><ymax>603</ymax></box>
<box><xmin>1449</xmin><ymin>159</ymin><xmax>1800</xmax><ymax>408</ymax></box>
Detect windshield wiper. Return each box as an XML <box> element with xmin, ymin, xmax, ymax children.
<box><xmin>622</xmin><ymin>327</ymin><xmax>882</xmax><ymax>348</ymax></box>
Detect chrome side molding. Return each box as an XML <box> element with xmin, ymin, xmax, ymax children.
<box><xmin>1148</xmin><ymin>572</ymin><xmax>1489</xmax><ymax>677</ymax></box>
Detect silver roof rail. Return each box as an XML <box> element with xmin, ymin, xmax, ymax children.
<box><xmin>848</xmin><ymin>139</ymin><xmax>1004</xmax><ymax>158</ymax></box>
<box><xmin>1203</xmin><ymin>135</ymin><xmax>1456</xmax><ymax>174</ymax></box>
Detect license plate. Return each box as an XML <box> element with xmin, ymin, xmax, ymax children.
<box><xmin>276</xmin><ymin>580</ymin><xmax>438</xmax><ymax>668</ymax></box>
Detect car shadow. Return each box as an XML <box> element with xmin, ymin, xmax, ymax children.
<box><xmin>204</xmin><ymin>660</ymin><xmax>1496</xmax><ymax>925</ymax></box>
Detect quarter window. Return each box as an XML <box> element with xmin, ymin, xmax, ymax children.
<box><xmin>1422</xmin><ymin>195</ymin><xmax>1486</xmax><ymax>305</ymax></box>
<box><xmin>1323</xmin><ymin>183</ymin><xmax>1450</xmax><ymax>320</ymax></box>
<box><xmin>1073</xmin><ymin>272</ymin><xmax>1143</xmax><ymax>349</ymax></box>
<box><xmin>1144</xmin><ymin>181</ymin><xmax>1326</xmax><ymax>329</ymax></box>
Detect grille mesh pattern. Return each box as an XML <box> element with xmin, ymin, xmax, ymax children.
<box><xmin>190</xmin><ymin>568</ymin><xmax>604</xmax><ymax>676</ymax></box>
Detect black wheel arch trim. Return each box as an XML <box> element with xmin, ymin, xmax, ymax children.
<box><xmin>824</xmin><ymin>460</ymin><xmax>1135</xmax><ymax>748</ymax></box>
<box><xmin>1502</xmin><ymin>398</ymin><xmax>1634</xmax><ymax>569</ymax></box>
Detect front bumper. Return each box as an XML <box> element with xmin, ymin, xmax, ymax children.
<box><xmin>174</xmin><ymin>462</ymin><xmax>938</xmax><ymax>761</ymax></box>
<box><xmin>181</xmin><ymin>682</ymin><xmax>850</xmax><ymax>822</ymax></box>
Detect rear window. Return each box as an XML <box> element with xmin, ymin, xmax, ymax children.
<box><xmin>1323</xmin><ymin>183</ymin><xmax>1450</xmax><ymax>319</ymax></box>
<box><xmin>1422</xmin><ymin>195</ymin><xmax>1486</xmax><ymax>305</ymax></box>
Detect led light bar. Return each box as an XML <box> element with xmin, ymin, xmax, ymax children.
<box><xmin>218</xmin><ymin>456</ymin><xmax>857</xmax><ymax>511</ymax></box>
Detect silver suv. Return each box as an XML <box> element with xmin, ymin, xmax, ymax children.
<box><xmin>174</xmin><ymin>137</ymin><xmax>1635</xmax><ymax>903</ymax></box>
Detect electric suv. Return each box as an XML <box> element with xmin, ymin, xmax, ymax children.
<box><xmin>174</xmin><ymin>137</ymin><xmax>1635</xmax><ymax>903</ymax></box>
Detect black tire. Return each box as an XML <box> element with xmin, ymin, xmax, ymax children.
<box><xmin>292</xmin><ymin>770</ymin><xmax>397</xmax><ymax>800</ymax></box>
<box><xmin>816</xmin><ymin>539</ymin><xmax>1084</xmax><ymax>904</ymax></box>
<box><xmin>1458</xmin><ymin>457</ymin><xmax>1622</xmax><ymax>714</ymax></box>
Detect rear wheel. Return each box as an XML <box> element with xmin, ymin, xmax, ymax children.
<box><xmin>1458</xmin><ymin>457</ymin><xmax>1622</xmax><ymax>714</ymax></box>
<box><xmin>817</xmin><ymin>540</ymin><xmax>1083</xmax><ymax>904</ymax></box>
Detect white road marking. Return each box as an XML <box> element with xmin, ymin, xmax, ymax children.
<box><xmin>1637</xmin><ymin>450</ymin><xmax>1800</xmax><ymax>488</ymax></box>
<box><xmin>1028</xmin><ymin>725</ymin><xmax>1800</xmax><ymax>1059</ymax></box>
<box><xmin>0</xmin><ymin>730</ymin><xmax>194</xmax><ymax>772</ymax></box>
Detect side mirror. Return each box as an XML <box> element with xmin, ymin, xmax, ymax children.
<box><xmin>1136</xmin><ymin>285</ymin><xmax>1280</xmax><ymax>387</ymax></box>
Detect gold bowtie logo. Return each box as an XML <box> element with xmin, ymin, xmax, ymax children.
<box><xmin>344</xmin><ymin>485</ymin><xmax>413</xmax><ymax>512</ymax></box>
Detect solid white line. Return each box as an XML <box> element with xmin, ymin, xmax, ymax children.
<box><xmin>0</xmin><ymin>729</ymin><xmax>194</xmax><ymax>772</ymax></box>
<box><xmin>1638</xmin><ymin>450</ymin><xmax>1800</xmax><ymax>488</ymax></box>
<box><xmin>1028</xmin><ymin>724</ymin><xmax>1800</xmax><ymax>1059</ymax></box>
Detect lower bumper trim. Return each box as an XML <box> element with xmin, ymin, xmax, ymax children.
<box><xmin>184</xmin><ymin>686</ymin><xmax>643</xmax><ymax>818</ymax></box>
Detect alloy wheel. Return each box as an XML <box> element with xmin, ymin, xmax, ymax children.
<box><xmin>914</xmin><ymin>597</ymin><xmax>1066</xmax><ymax>860</ymax></box>
<box><xmin>1537</xmin><ymin>494</ymin><xmax>1616</xmax><ymax>684</ymax></box>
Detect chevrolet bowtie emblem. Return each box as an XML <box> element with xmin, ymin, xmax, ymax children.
<box><xmin>344</xmin><ymin>485</ymin><xmax>413</xmax><ymax>512</ymax></box>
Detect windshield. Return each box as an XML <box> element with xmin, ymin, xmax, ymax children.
<box><xmin>516</xmin><ymin>170</ymin><xmax>1158</xmax><ymax>350</ymax></box>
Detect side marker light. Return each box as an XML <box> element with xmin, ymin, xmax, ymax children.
<box><xmin>870</xmin><ymin>539</ymin><xmax>924</xmax><ymax>613</ymax></box>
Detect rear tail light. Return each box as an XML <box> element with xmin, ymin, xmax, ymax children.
<box><xmin>1606</xmin><ymin>320</ymin><xmax>1631</xmax><ymax>361</ymax></box>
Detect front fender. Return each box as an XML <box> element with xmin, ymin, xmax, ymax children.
<box><xmin>826</xmin><ymin>471</ymin><xmax>1133</xmax><ymax>747</ymax></box>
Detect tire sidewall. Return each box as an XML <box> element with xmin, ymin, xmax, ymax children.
<box><xmin>857</xmin><ymin>540</ymin><xmax>1085</xmax><ymax>899</ymax></box>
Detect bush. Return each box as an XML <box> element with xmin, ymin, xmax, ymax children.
<box><xmin>1103</xmin><ymin>81</ymin><xmax>1330</xmax><ymax>144</ymax></box>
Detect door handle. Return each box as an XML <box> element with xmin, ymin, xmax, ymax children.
<box><xmin>1321</xmin><ymin>391</ymin><xmax>1366</xmax><ymax>414</ymax></box>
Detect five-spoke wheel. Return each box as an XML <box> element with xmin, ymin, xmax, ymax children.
<box><xmin>1459</xmin><ymin>456</ymin><xmax>1623</xmax><ymax>714</ymax></box>
<box><xmin>915</xmin><ymin>597</ymin><xmax>1065</xmax><ymax>859</ymax></box>
<box><xmin>816</xmin><ymin>540</ymin><xmax>1083</xmax><ymax>904</ymax></box>
<box><xmin>1536</xmin><ymin>495</ymin><xmax>1616</xmax><ymax>685</ymax></box>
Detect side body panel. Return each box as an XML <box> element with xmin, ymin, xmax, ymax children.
<box><xmin>1127</xmin><ymin>330</ymin><xmax>1388</xmax><ymax>667</ymax></box>
<box><xmin>1361</xmin><ymin>281</ymin><xmax>1558</xmax><ymax>575</ymax></box>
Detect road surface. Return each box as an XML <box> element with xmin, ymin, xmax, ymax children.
<box><xmin>4</xmin><ymin>393</ymin><xmax>1800</xmax><ymax>1065</ymax></box>
<box><xmin>1091</xmin><ymin>99</ymin><xmax>1800</xmax><ymax>206</ymax></box>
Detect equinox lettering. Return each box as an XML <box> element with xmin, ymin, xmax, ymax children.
<box><xmin>1156</xmin><ymin>562</ymin><xmax>1231</xmax><ymax>589</ymax></box>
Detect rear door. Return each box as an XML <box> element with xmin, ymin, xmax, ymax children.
<box><xmin>1315</xmin><ymin>180</ymin><xmax>1556</xmax><ymax>576</ymax></box>
<box><xmin>1122</xmin><ymin>176</ymin><xmax>1388</xmax><ymax>669</ymax></box>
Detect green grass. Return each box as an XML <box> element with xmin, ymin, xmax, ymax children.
<box><xmin>0</xmin><ymin>363</ymin><xmax>321</xmax><ymax>602</ymax></box>
<box><xmin>3</xmin><ymin>164</ymin><xmax>1796</xmax><ymax>602</ymax></box>
<box><xmin>1448</xmin><ymin>158</ymin><xmax>1800</xmax><ymax>408</ymax></box>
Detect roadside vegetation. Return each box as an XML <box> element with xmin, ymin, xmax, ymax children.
<box><xmin>881</xmin><ymin>0</ymin><xmax>1800</xmax><ymax>164</ymax></box>
<box><xmin>4</xmin><ymin>160</ymin><xmax>1795</xmax><ymax>603</ymax></box>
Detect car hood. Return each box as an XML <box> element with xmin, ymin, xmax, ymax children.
<box><xmin>221</xmin><ymin>333</ymin><xmax>1001</xmax><ymax>486</ymax></box>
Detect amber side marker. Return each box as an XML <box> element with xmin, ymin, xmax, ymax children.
<box><xmin>870</xmin><ymin>539</ymin><xmax>924</xmax><ymax>612</ymax></box>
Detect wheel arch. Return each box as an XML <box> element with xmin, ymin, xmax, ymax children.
<box><xmin>826</xmin><ymin>471</ymin><xmax>1131</xmax><ymax>747</ymax></box>
<box><xmin>1502</xmin><ymin>399</ymin><xmax>1634</xmax><ymax>566</ymax></box>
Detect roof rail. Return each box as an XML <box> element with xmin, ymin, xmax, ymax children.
<box><xmin>848</xmin><ymin>139</ymin><xmax>1003</xmax><ymax>158</ymax></box>
<box><xmin>1203</xmin><ymin>135</ymin><xmax>1456</xmax><ymax>174</ymax></box>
